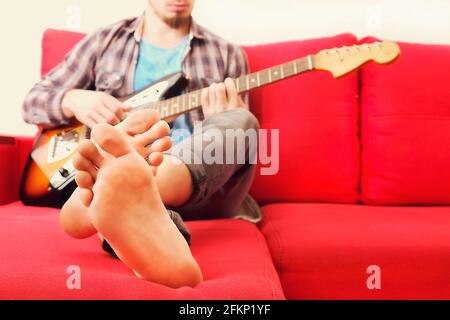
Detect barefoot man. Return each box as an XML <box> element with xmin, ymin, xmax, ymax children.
<box><xmin>23</xmin><ymin>0</ymin><xmax>260</xmax><ymax>288</ymax></box>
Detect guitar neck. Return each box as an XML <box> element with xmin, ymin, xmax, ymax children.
<box><xmin>132</xmin><ymin>55</ymin><xmax>315</xmax><ymax>120</ymax></box>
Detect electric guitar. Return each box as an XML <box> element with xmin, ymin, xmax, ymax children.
<box><xmin>20</xmin><ymin>41</ymin><xmax>401</xmax><ymax>206</ymax></box>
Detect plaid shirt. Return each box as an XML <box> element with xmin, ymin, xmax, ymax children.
<box><xmin>23</xmin><ymin>15</ymin><xmax>249</xmax><ymax>127</ymax></box>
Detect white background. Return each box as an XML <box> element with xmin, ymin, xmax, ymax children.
<box><xmin>0</xmin><ymin>0</ymin><xmax>449</xmax><ymax>136</ymax></box>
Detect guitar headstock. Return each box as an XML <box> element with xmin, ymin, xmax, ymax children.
<box><xmin>314</xmin><ymin>41</ymin><xmax>401</xmax><ymax>78</ymax></box>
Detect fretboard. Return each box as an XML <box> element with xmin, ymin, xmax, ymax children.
<box><xmin>133</xmin><ymin>55</ymin><xmax>314</xmax><ymax>119</ymax></box>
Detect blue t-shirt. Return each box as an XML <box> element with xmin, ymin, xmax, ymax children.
<box><xmin>134</xmin><ymin>36</ymin><xmax>192</xmax><ymax>144</ymax></box>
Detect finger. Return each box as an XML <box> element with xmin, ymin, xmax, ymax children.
<box><xmin>209</xmin><ymin>83</ymin><xmax>217</xmax><ymax>113</ymax></box>
<box><xmin>201</xmin><ymin>88</ymin><xmax>209</xmax><ymax>109</ymax></box>
<box><xmin>83</xmin><ymin>117</ymin><xmax>97</xmax><ymax>129</ymax></box>
<box><xmin>99</xmin><ymin>103</ymin><xmax>121</xmax><ymax>125</ymax></box>
<box><xmin>224</xmin><ymin>78</ymin><xmax>239</xmax><ymax>106</ymax></box>
<box><xmin>104</xmin><ymin>95</ymin><xmax>131</xmax><ymax>120</ymax></box>
<box><xmin>104</xmin><ymin>95</ymin><xmax>132</xmax><ymax>112</ymax></box>
<box><xmin>236</xmin><ymin>95</ymin><xmax>247</xmax><ymax>108</ymax></box>
<box><xmin>215</xmin><ymin>83</ymin><xmax>227</xmax><ymax>111</ymax></box>
<box><xmin>87</xmin><ymin>112</ymin><xmax>106</xmax><ymax>125</ymax></box>
<box><xmin>201</xmin><ymin>88</ymin><xmax>212</xmax><ymax>117</ymax></box>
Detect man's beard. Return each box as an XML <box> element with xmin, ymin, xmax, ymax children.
<box><xmin>163</xmin><ymin>16</ymin><xmax>190</xmax><ymax>29</ymax></box>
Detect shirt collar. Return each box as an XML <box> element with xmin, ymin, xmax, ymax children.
<box><xmin>127</xmin><ymin>13</ymin><xmax>206</xmax><ymax>43</ymax></box>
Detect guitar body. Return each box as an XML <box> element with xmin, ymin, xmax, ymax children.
<box><xmin>20</xmin><ymin>123</ymin><xmax>85</xmax><ymax>207</ymax></box>
<box><xmin>21</xmin><ymin>72</ymin><xmax>188</xmax><ymax>207</ymax></box>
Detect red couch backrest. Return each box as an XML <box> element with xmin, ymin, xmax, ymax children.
<box><xmin>41</xmin><ymin>29</ymin><xmax>86</xmax><ymax>76</ymax></box>
<box><xmin>360</xmin><ymin>37</ymin><xmax>450</xmax><ymax>205</ymax></box>
<box><xmin>244</xmin><ymin>34</ymin><xmax>361</xmax><ymax>204</ymax></box>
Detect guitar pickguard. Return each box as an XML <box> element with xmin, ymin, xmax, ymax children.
<box><xmin>124</xmin><ymin>80</ymin><xmax>170</xmax><ymax>107</ymax></box>
<box><xmin>47</xmin><ymin>129</ymin><xmax>80</xmax><ymax>163</ymax></box>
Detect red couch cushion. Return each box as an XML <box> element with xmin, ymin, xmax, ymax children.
<box><xmin>259</xmin><ymin>203</ymin><xmax>450</xmax><ymax>299</ymax></box>
<box><xmin>0</xmin><ymin>202</ymin><xmax>284</xmax><ymax>300</ymax></box>
<box><xmin>244</xmin><ymin>34</ymin><xmax>360</xmax><ymax>205</ymax></box>
<box><xmin>360</xmin><ymin>38</ymin><xmax>450</xmax><ymax>205</ymax></box>
<box><xmin>41</xmin><ymin>29</ymin><xmax>86</xmax><ymax>76</ymax></box>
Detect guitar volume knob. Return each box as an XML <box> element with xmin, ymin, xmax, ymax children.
<box><xmin>59</xmin><ymin>168</ymin><xmax>70</xmax><ymax>178</ymax></box>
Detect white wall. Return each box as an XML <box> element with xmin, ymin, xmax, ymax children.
<box><xmin>1</xmin><ymin>0</ymin><xmax>449</xmax><ymax>136</ymax></box>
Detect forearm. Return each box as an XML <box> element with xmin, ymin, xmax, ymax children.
<box><xmin>22</xmin><ymin>84</ymin><xmax>73</xmax><ymax>128</ymax></box>
<box><xmin>61</xmin><ymin>89</ymin><xmax>87</xmax><ymax>118</ymax></box>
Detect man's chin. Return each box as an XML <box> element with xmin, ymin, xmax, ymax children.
<box><xmin>163</xmin><ymin>15</ymin><xmax>191</xmax><ymax>28</ymax></box>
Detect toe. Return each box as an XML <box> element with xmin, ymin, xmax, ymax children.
<box><xmin>75</xmin><ymin>171</ymin><xmax>94</xmax><ymax>189</ymax></box>
<box><xmin>148</xmin><ymin>136</ymin><xmax>172</xmax><ymax>153</ymax></box>
<box><xmin>73</xmin><ymin>153</ymin><xmax>98</xmax><ymax>180</ymax></box>
<box><xmin>117</xmin><ymin>109</ymin><xmax>160</xmax><ymax>136</ymax></box>
<box><xmin>91</xmin><ymin>123</ymin><xmax>134</xmax><ymax>158</ymax></box>
<box><xmin>148</xmin><ymin>152</ymin><xmax>164</xmax><ymax>167</ymax></box>
<box><xmin>78</xmin><ymin>188</ymin><xmax>94</xmax><ymax>207</ymax></box>
<box><xmin>135</xmin><ymin>120</ymin><xmax>170</xmax><ymax>148</ymax></box>
<box><xmin>78</xmin><ymin>139</ymin><xmax>104</xmax><ymax>168</ymax></box>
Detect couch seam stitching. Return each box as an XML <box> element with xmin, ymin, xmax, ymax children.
<box><xmin>265</xmin><ymin>213</ymin><xmax>284</xmax><ymax>298</ymax></box>
<box><xmin>254</xmin><ymin>224</ymin><xmax>277</xmax><ymax>299</ymax></box>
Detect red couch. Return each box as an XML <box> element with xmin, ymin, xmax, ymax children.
<box><xmin>1</xmin><ymin>30</ymin><xmax>449</xmax><ymax>300</ymax></box>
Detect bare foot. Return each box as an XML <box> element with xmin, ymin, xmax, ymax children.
<box><xmin>60</xmin><ymin>110</ymin><xmax>171</xmax><ymax>239</ymax></box>
<box><xmin>82</xmin><ymin>123</ymin><xmax>202</xmax><ymax>288</ymax></box>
